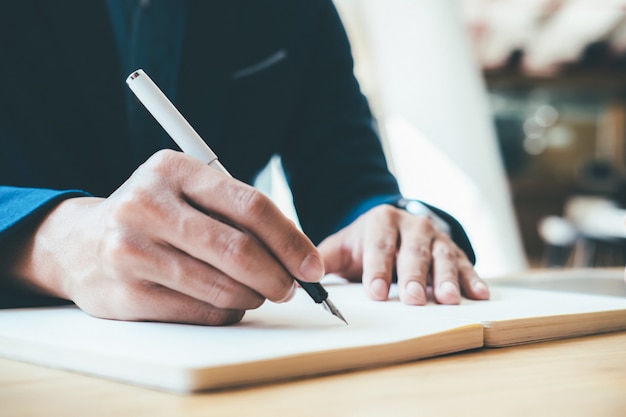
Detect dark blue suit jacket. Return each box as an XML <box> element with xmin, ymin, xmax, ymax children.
<box><xmin>0</xmin><ymin>0</ymin><xmax>474</xmax><ymax>306</ymax></box>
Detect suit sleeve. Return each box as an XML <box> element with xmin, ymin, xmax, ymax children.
<box><xmin>280</xmin><ymin>0</ymin><xmax>400</xmax><ymax>244</ymax></box>
<box><xmin>279</xmin><ymin>0</ymin><xmax>476</xmax><ymax>264</ymax></box>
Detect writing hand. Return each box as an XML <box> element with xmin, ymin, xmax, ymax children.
<box><xmin>7</xmin><ymin>150</ymin><xmax>324</xmax><ymax>325</ymax></box>
<box><xmin>318</xmin><ymin>205</ymin><xmax>489</xmax><ymax>304</ymax></box>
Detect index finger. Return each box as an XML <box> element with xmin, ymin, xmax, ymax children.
<box><xmin>178</xmin><ymin>154</ymin><xmax>325</xmax><ymax>283</ymax></box>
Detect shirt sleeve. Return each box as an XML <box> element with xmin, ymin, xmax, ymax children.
<box><xmin>280</xmin><ymin>0</ymin><xmax>401</xmax><ymax>244</ymax></box>
<box><xmin>0</xmin><ymin>186</ymin><xmax>89</xmax><ymax>308</ymax></box>
<box><xmin>0</xmin><ymin>186</ymin><xmax>89</xmax><ymax>243</ymax></box>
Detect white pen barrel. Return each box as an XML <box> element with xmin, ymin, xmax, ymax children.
<box><xmin>126</xmin><ymin>69</ymin><xmax>219</xmax><ymax>166</ymax></box>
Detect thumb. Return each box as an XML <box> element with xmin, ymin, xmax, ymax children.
<box><xmin>317</xmin><ymin>230</ymin><xmax>362</xmax><ymax>280</ymax></box>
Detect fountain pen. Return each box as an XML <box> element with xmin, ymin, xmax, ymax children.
<box><xmin>126</xmin><ymin>69</ymin><xmax>348</xmax><ymax>325</ymax></box>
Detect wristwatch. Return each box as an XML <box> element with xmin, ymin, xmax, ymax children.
<box><xmin>395</xmin><ymin>198</ymin><xmax>451</xmax><ymax>235</ymax></box>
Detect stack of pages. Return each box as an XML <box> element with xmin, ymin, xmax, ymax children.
<box><xmin>1</xmin><ymin>278</ymin><xmax>625</xmax><ymax>393</ymax></box>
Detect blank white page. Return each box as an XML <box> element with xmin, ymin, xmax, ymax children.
<box><xmin>0</xmin><ymin>283</ymin><xmax>482</xmax><ymax>392</ymax></box>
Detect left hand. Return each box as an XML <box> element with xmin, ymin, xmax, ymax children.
<box><xmin>318</xmin><ymin>205</ymin><xmax>490</xmax><ymax>305</ymax></box>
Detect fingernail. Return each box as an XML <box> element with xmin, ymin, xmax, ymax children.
<box><xmin>473</xmin><ymin>281</ymin><xmax>490</xmax><ymax>297</ymax></box>
<box><xmin>440</xmin><ymin>281</ymin><xmax>459</xmax><ymax>297</ymax></box>
<box><xmin>406</xmin><ymin>281</ymin><xmax>426</xmax><ymax>303</ymax></box>
<box><xmin>370</xmin><ymin>278</ymin><xmax>388</xmax><ymax>300</ymax></box>
<box><xmin>299</xmin><ymin>253</ymin><xmax>325</xmax><ymax>281</ymax></box>
<box><xmin>278</xmin><ymin>282</ymin><xmax>297</xmax><ymax>303</ymax></box>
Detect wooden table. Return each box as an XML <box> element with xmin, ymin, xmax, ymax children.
<box><xmin>2</xmin><ymin>330</ymin><xmax>625</xmax><ymax>417</ymax></box>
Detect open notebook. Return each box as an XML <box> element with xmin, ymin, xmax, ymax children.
<box><xmin>0</xmin><ymin>285</ymin><xmax>482</xmax><ymax>393</ymax></box>
<box><xmin>0</xmin><ymin>280</ymin><xmax>625</xmax><ymax>393</ymax></box>
<box><xmin>422</xmin><ymin>285</ymin><xmax>626</xmax><ymax>347</ymax></box>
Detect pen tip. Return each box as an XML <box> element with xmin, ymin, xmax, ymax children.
<box><xmin>322</xmin><ymin>299</ymin><xmax>348</xmax><ymax>325</ymax></box>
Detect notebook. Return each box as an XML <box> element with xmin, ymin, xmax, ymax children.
<box><xmin>1</xmin><ymin>279</ymin><xmax>625</xmax><ymax>393</ymax></box>
<box><xmin>428</xmin><ymin>285</ymin><xmax>626</xmax><ymax>346</ymax></box>
<box><xmin>0</xmin><ymin>284</ymin><xmax>482</xmax><ymax>393</ymax></box>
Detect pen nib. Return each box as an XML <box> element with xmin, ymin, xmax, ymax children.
<box><xmin>321</xmin><ymin>299</ymin><xmax>348</xmax><ymax>325</ymax></box>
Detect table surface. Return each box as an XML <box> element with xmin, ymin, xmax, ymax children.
<box><xmin>3</xmin><ymin>269</ymin><xmax>626</xmax><ymax>417</ymax></box>
<box><xmin>2</xmin><ymin>330</ymin><xmax>625</xmax><ymax>417</ymax></box>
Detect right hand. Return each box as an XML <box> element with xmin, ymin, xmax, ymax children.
<box><xmin>7</xmin><ymin>150</ymin><xmax>325</xmax><ymax>325</ymax></box>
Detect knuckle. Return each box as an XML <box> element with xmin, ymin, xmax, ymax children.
<box><xmin>404</xmin><ymin>240</ymin><xmax>432</xmax><ymax>260</ymax></box>
<box><xmin>100</xmin><ymin>230</ymin><xmax>143</xmax><ymax>266</ymax></box>
<box><xmin>278</xmin><ymin>229</ymin><xmax>308</xmax><ymax>257</ymax></box>
<box><xmin>374</xmin><ymin>235</ymin><xmax>398</xmax><ymax>253</ymax></box>
<box><xmin>432</xmin><ymin>243</ymin><xmax>456</xmax><ymax>261</ymax></box>
<box><xmin>142</xmin><ymin>150</ymin><xmax>191</xmax><ymax>187</ymax></box>
<box><xmin>371</xmin><ymin>204</ymin><xmax>400</xmax><ymax>219</ymax></box>
<box><xmin>160</xmin><ymin>258</ymin><xmax>188</xmax><ymax>289</ymax></box>
<box><xmin>110</xmin><ymin>185</ymin><xmax>167</xmax><ymax>225</ymax></box>
<box><xmin>205</xmin><ymin>280</ymin><xmax>240</xmax><ymax>309</ymax></box>
<box><xmin>145</xmin><ymin>149</ymin><xmax>182</xmax><ymax>173</ymax></box>
<box><xmin>416</xmin><ymin>245</ymin><xmax>432</xmax><ymax>260</ymax></box>
<box><xmin>173</xmin><ymin>210</ymin><xmax>201</xmax><ymax>238</ymax></box>
<box><xmin>233</xmin><ymin>187</ymin><xmax>271</xmax><ymax>218</ymax></box>
<box><xmin>220</xmin><ymin>232</ymin><xmax>254</xmax><ymax>268</ymax></box>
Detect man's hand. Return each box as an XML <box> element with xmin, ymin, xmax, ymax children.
<box><xmin>6</xmin><ymin>150</ymin><xmax>324</xmax><ymax>325</ymax></box>
<box><xmin>318</xmin><ymin>205</ymin><xmax>489</xmax><ymax>305</ymax></box>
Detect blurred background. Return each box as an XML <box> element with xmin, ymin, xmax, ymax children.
<box><xmin>261</xmin><ymin>0</ymin><xmax>626</xmax><ymax>278</ymax></box>
<box><xmin>459</xmin><ymin>0</ymin><xmax>626</xmax><ymax>271</ymax></box>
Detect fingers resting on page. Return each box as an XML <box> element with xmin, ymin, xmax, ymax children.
<box><xmin>318</xmin><ymin>204</ymin><xmax>490</xmax><ymax>305</ymax></box>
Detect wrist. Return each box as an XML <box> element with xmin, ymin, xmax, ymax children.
<box><xmin>4</xmin><ymin>197</ymin><xmax>102</xmax><ymax>300</ymax></box>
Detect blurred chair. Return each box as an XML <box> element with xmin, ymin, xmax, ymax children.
<box><xmin>537</xmin><ymin>215</ymin><xmax>578</xmax><ymax>267</ymax></box>
<box><xmin>538</xmin><ymin>196</ymin><xmax>626</xmax><ymax>267</ymax></box>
